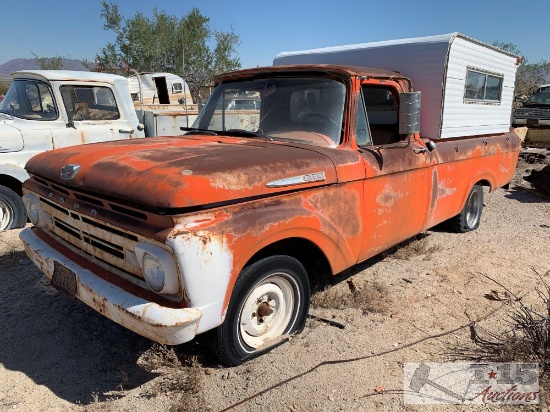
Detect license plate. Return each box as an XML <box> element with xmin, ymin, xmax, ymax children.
<box><xmin>51</xmin><ymin>261</ymin><xmax>77</xmax><ymax>298</ymax></box>
<box><xmin>527</xmin><ymin>119</ymin><xmax>539</xmax><ymax>125</ymax></box>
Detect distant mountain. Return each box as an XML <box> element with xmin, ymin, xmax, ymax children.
<box><xmin>0</xmin><ymin>58</ymin><xmax>87</xmax><ymax>79</ymax></box>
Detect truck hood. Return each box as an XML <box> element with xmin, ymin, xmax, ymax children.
<box><xmin>0</xmin><ymin>118</ymin><xmax>24</xmax><ymax>152</ymax></box>
<box><xmin>25</xmin><ymin>136</ymin><xmax>338</xmax><ymax>209</ymax></box>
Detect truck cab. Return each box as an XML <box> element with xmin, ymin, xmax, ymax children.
<box><xmin>0</xmin><ymin>70</ymin><xmax>143</xmax><ymax>230</ymax></box>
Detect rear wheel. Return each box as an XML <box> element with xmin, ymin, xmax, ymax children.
<box><xmin>448</xmin><ymin>185</ymin><xmax>483</xmax><ymax>233</ymax></box>
<box><xmin>210</xmin><ymin>256</ymin><xmax>310</xmax><ymax>366</ymax></box>
<box><xmin>0</xmin><ymin>185</ymin><xmax>26</xmax><ymax>231</ymax></box>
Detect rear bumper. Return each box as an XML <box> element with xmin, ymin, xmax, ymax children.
<box><xmin>19</xmin><ymin>227</ymin><xmax>202</xmax><ymax>345</ymax></box>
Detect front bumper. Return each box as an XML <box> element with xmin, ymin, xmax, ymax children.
<box><xmin>513</xmin><ymin>118</ymin><xmax>550</xmax><ymax>126</ymax></box>
<box><xmin>20</xmin><ymin>227</ymin><xmax>202</xmax><ymax>345</ymax></box>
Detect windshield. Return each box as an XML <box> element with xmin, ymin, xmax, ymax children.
<box><xmin>0</xmin><ymin>79</ymin><xmax>57</xmax><ymax>120</ymax></box>
<box><xmin>524</xmin><ymin>91</ymin><xmax>550</xmax><ymax>106</ymax></box>
<box><xmin>192</xmin><ymin>77</ymin><xmax>346</xmax><ymax>148</ymax></box>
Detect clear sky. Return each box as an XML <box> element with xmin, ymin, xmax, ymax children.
<box><xmin>1</xmin><ymin>0</ymin><xmax>548</xmax><ymax>69</ymax></box>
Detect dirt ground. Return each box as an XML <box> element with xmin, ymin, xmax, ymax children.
<box><xmin>1</xmin><ymin>158</ymin><xmax>549</xmax><ymax>412</ymax></box>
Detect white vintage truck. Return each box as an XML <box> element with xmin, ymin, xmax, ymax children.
<box><xmin>0</xmin><ymin>70</ymin><xmax>198</xmax><ymax>230</ymax></box>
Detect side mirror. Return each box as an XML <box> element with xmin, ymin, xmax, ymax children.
<box><xmin>399</xmin><ymin>92</ymin><xmax>421</xmax><ymax>135</ymax></box>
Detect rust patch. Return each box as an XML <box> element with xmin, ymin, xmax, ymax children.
<box><xmin>308</xmin><ymin>184</ymin><xmax>362</xmax><ymax>238</ymax></box>
<box><xmin>437</xmin><ymin>179</ymin><xmax>457</xmax><ymax>198</ymax></box>
<box><xmin>376</xmin><ymin>183</ymin><xmax>406</xmax><ymax>207</ymax></box>
<box><xmin>429</xmin><ymin>168</ymin><xmax>438</xmax><ymax>216</ymax></box>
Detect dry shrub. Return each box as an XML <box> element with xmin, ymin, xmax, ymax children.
<box><xmin>456</xmin><ymin>270</ymin><xmax>550</xmax><ymax>371</ymax></box>
<box><xmin>136</xmin><ymin>345</ymin><xmax>206</xmax><ymax>410</ymax></box>
<box><xmin>509</xmin><ymin>273</ymin><xmax>550</xmax><ymax>371</ymax></box>
<box><xmin>311</xmin><ymin>280</ymin><xmax>391</xmax><ymax>314</ymax></box>
<box><xmin>382</xmin><ymin>235</ymin><xmax>442</xmax><ymax>261</ymax></box>
<box><xmin>168</xmin><ymin>356</ymin><xmax>206</xmax><ymax>412</ymax></box>
<box><xmin>139</xmin><ymin>344</ymin><xmax>181</xmax><ymax>372</ymax></box>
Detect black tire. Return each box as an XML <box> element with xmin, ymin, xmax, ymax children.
<box><xmin>0</xmin><ymin>185</ymin><xmax>26</xmax><ymax>231</ymax></box>
<box><xmin>448</xmin><ymin>185</ymin><xmax>483</xmax><ymax>233</ymax></box>
<box><xmin>210</xmin><ymin>255</ymin><xmax>310</xmax><ymax>366</ymax></box>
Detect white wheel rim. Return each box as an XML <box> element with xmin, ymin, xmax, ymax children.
<box><xmin>239</xmin><ymin>274</ymin><xmax>295</xmax><ymax>349</ymax></box>
<box><xmin>0</xmin><ymin>197</ymin><xmax>13</xmax><ymax>230</ymax></box>
<box><xmin>465</xmin><ymin>190</ymin><xmax>481</xmax><ymax>228</ymax></box>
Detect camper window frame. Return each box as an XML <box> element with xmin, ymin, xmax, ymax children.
<box><xmin>172</xmin><ymin>83</ymin><xmax>183</xmax><ymax>94</ymax></box>
<box><xmin>463</xmin><ymin>67</ymin><xmax>503</xmax><ymax>105</ymax></box>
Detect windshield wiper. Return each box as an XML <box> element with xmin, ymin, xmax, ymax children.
<box><xmin>224</xmin><ymin>129</ymin><xmax>274</xmax><ymax>141</ymax></box>
<box><xmin>180</xmin><ymin>126</ymin><xmax>218</xmax><ymax>136</ymax></box>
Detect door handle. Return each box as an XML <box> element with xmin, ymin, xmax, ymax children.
<box><xmin>119</xmin><ymin>128</ymin><xmax>135</xmax><ymax>134</ymax></box>
<box><xmin>413</xmin><ymin>147</ymin><xmax>428</xmax><ymax>153</ymax></box>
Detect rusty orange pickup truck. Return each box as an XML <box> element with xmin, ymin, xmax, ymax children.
<box><xmin>20</xmin><ymin>34</ymin><xmax>520</xmax><ymax>366</ymax></box>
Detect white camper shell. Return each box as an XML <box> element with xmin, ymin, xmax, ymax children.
<box><xmin>128</xmin><ymin>72</ymin><xmax>193</xmax><ymax>106</ymax></box>
<box><xmin>274</xmin><ymin>33</ymin><xmax>520</xmax><ymax>139</ymax></box>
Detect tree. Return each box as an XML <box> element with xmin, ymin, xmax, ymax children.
<box><xmin>493</xmin><ymin>42</ymin><xmax>550</xmax><ymax>97</ymax></box>
<box><xmin>97</xmin><ymin>2</ymin><xmax>241</xmax><ymax>101</ymax></box>
<box><xmin>32</xmin><ymin>53</ymin><xmax>73</xmax><ymax>70</ymax></box>
<box><xmin>0</xmin><ymin>80</ymin><xmax>9</xmax><ymax>96</ymax></box>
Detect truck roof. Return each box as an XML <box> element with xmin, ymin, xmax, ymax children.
<box><xmin>12</xmin><ymin>70</ymin><xmax>128</xmax><ymax>85</ymax></box>
<box><xmin>215</xmin><ymin>64</ymin><xmax>407</xmax><ymax>83</ymax></box>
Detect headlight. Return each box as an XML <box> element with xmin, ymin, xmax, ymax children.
<box><xmin>24</xmin><ymin>198</ymin><xmax>40</xmax><ymax>226</ymax></box>
<box><xmin>22</xmin><ymin>193</ymin><xmax>51</xmax><ymax>227</ymax></box>
<box><xmin>135</xmin><ymin>243</ymin><xmax>180</xmax><ymax>294</ymax></box>
<box><xmin>142</xmin><ymin>253</ymin><xmax>165</xmax><ymax>292</ymax></box>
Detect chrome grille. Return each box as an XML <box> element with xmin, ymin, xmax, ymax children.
<box><xmin>40</xmin><ymin>198</ymin><xmax>144</xmax><ymax>279</ymax></box>
<box><xmin>514</xmin><ymin>108</ymin><xmax>550</xmax><ymax>119</ymax></box>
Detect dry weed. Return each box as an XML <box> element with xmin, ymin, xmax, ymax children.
<box><xmin>382</xmin><ymin>235</ymin><xmax>442</xmax><ymax>261</ymax></box>
<box><xmin>453</xmin><ymin>270</ymin><xmax>550</xmax><ymax>369</ymax></box>
<box><xmin>311</xmin><ymin>280</ymin><xmax>391</xmax><ymax>314</ymax></box>
<box><xmin>138</xmin><ymin>344</ymin><xmax>181</xmax><ymax>373</ymax></box>
<box><xmin>168</xmin><ymin>356</ymin><xmax>207</xmax><ymax>412</ymax></box>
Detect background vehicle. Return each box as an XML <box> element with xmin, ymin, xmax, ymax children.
<box><xmin>0</xmin><ymin>70</ymin><xmax>198</xmax><ymax>230</ymax></box>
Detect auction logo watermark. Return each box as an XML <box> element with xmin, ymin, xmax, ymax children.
<box><xmin>404</xmin><ymin>362</ymin><xmax>539</xmax><ymax>404</ymax></box>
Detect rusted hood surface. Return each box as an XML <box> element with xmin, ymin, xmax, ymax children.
<box><xmin>25</xmin><ymin>136</ymin><xmax>338</xmax><ymax>209</ymax></box>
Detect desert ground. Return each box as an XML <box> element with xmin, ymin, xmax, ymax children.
<box><xmin>1</xmin><ymin>158</ymin><xmax>549</xmax><ymax>412</ymax></box>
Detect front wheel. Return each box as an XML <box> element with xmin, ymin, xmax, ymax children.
<box><xmin>448</xmin><ymin>184</ymin><xmax>483</xmax><ymax>233</ymax></box>
<box><xmin>0</xmin><ymin>185</ymin><xmax>26</xmax><ymax>231</ymax></box>
<box><xmin>210</xmin><ymin>256</ymin><xmax>310</xmax><ymax>366</ymax></box>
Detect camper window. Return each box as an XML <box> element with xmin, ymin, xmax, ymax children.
<box><xmin>172</xmin><ymin>83</ymin><xmax>183</xmax><ymax>94</ymax></box>
<box><xmin>464</xmin><ymin>68</ymin><xmax>503</xmax><ymax>103</ymax></box>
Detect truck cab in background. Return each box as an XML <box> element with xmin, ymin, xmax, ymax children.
<box><xmin>0</xmin><ymin>70</ymin><xmax>144</xmax><ymax>230</ymax></box>
<box><xmin>0</xmin><ymin>69</ymin><xmax>257</xmax><ymax>230</ymax></box>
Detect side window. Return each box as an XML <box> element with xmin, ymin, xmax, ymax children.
<box><xmin>464</xmin><ymin>68</ymin><xmax>503</xmax><ymax>103</ymax></box>
<box><xmin>60</xmin><ymin>85</ymin><xmax>120</xmax><ymax>121</ymax></box>
<box><xmin>0</xmin><ymin>79</ymin><xmax>56</xmax><ymax>120</ymax></box>
<box><xmin>361</xmin><ymin>86</ymin><xmax>400</xmax><ymax>145</ymax></box>
<box><xmin>172</xmin><ymin>83</ymin><xmax>183</xmax><ymax>94</ymax></box>
<box><xmin>24</xmin><ymin>82</ymin><xmax>56</xmax><ymax>119</ymax></box>
<box><xmin>356</xmin><ymin>91</ymin><xmax>372</xmax><ymax>146</ymax></box>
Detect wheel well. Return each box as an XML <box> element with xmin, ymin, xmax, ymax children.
<box><xmin>244</xmin><ymin>238</ymin><xmax>332</xmax><ymax>284</ymax></box>
<box><xmin>476</xmin><ymin>179</ymin><xmax>491</xmax><ymax>189</ymax></box>
<box><xmin>0</xmin><ymin>175</ymin><xmax>23</xmax><ymax>196</ymax></box>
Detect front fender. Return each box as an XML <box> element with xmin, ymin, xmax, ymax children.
<box><xmin>168</xmin><ymin>182</ymin><xmax>364</xmax><ymax>332</ymax></box>
<box><xmin>0</xmin><ymin>163</ymin><xmax>29</xmax><ymax>184</ymax></box>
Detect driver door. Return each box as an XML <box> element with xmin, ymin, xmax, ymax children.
<box><xmin>50</xmin><ymin>83</ymin><xmax>136</xmax><ymax>149</ymax></box>
<box><xmin>357</xmin><ymin>84</ymin><xmax>431</xmax><ymax>261</ymax></box>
